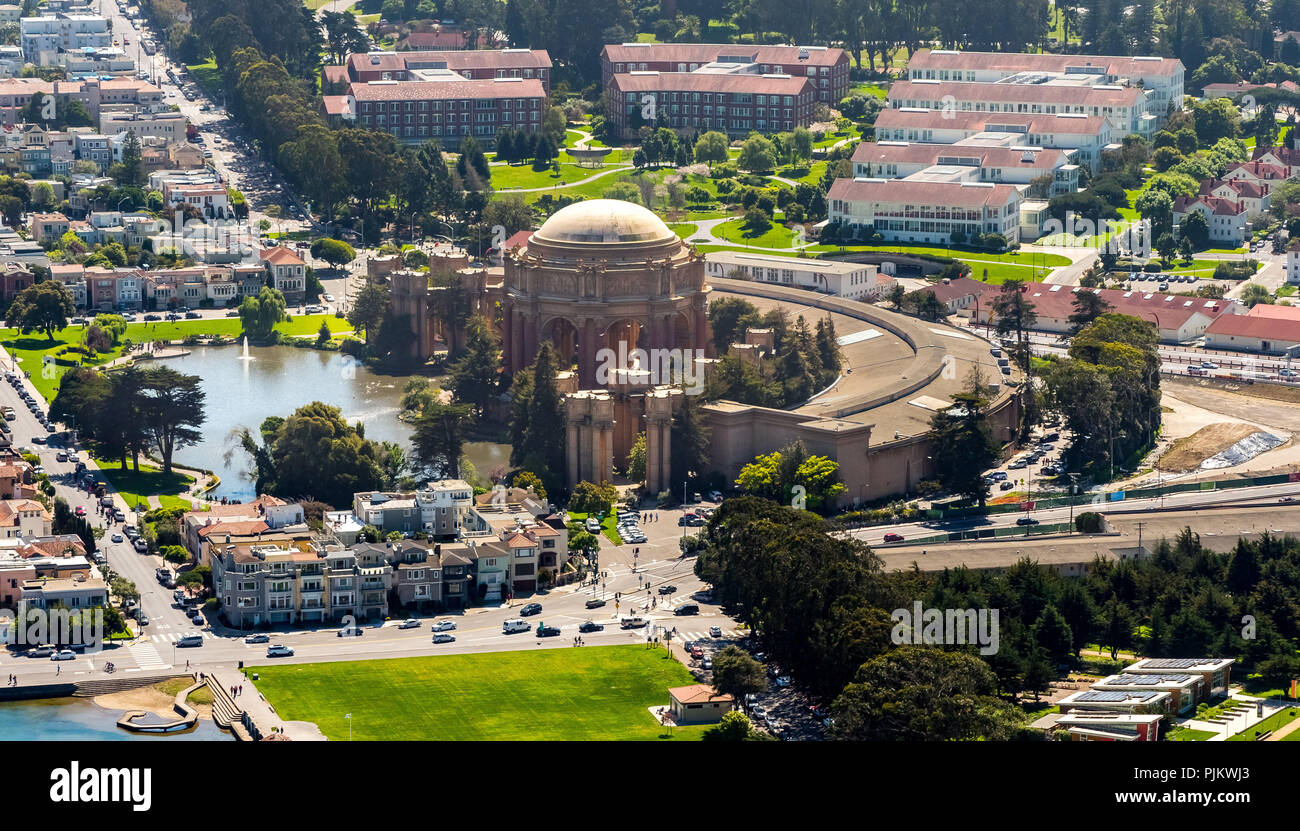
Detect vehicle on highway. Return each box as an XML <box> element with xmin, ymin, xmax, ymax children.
<box><xmin>1280</xmin><ymin>496</ymin><xmax>1296</xmax><ymax>503</ymax></box>
<box><xmin>519</xmin><ymin>603</ymin><xmax>542</xmax><ymax>616</ymax></box>
<box><xmin>709</xmin><ymin>626</ymin><xmax>722</xmax><ymax>637</ymax></box>
<box><xmin>433</xmin><ymin>633</ymin><xmax>455</xmax><ymax>643</ymax></box>
<box><xmin>245</xmin><ymin>634</ymin><xmax>270</xmax><ymax>644</ymax></box>
<box><xmin>674</xmin><ymin>604</ymin><xmax>700</xmax><ymax>616</ymax></box>
<box><xmin>578</xmin><ymin>621</ymin><xmax>604</xmax><ymax>633</ymax></box>
<box><xmin>1200</xmin><ymin>361</ymin><xmax>1219</xmax><ymax>369</ymax></box>
<box><xmin>883</xmin><ymin>532</ymin><xmax>904</xmax><ymax>542</ymax></box>
<box><xmin>584</xmin><ymin>598</ymin><xmax>606</xmax><ymax>609</ymax></box>
<box><xmin>398</xmin><ymin>619</ymin><xmax>421</xmax><ymax>629</ymax></box>
<box><xmin>266</xmin><ymin>645</ymin><xmax>294</xmax><ymax>658</ymax></box>
<box><xmin>1281</xmin><ymin>368</ymin><xmax>1297</xmax><ymax>378</ymax></box>
<box><xmin>52</xmin><ymin>649</ymin><xmax>77</xmax><ymax>661</ymax></box>
<box><xmin>502</xmin><ymin>618</ymin><xmax>530</xmax><ymax>634</ymax></box>
<box><xmin>1016</xmin><ymin>516</ymin><xmax>1040</xmax><ymax>526</ymax></box>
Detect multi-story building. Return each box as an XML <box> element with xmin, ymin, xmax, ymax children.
<box><xmin>0</xmin><ymin>77</ymin><xmax>163</xmax><ymax>126</ymax></box>
<box><xmin>211</xmin><ymin>539</ymin><xmax>331</xmax><ymax>628</ymax></box>
<box><xmin>348</xmin><ymin>481</ymin><xmax>477</xmax><ymax>539</ymax></box>
<box><xmin>73</xmin><ymin>132</ymin><xmax>111</xmax><ymax>170</ymax></box>
<box><xmin>600</xmin><ymin>42</ymin><xmax>850</xmax><ymax>105</ymax></box>
<box><xmin>259</xmin><ymin>246</ymin><xmax>307</xmax><ymax>301</ymax></box>
<box><xmin>887</xmin><ymin>79</ymin><xmax>1156</xmax><ymax>138</ymax></box>
<box><xmin>29</xmin><ymin>212</ymin><xmax>69</xmax><ymax>242</ymax></box>
<box><xmin>1172</xmin><ymin>193</ymin><xmax>1249</xmax><ymax>247</ymax></box>
<box><xmin>20</xmin><ymin>14</ymin><xmax>111</xmax><ymax>64</ymax></box>
<box><xmin>828</xmin><ymin>178</ymin><xmax>1023</xmax><ymax>246</ymax></box>
<box><xmin>703</xmin><ymin>251</ymin><xmax>892</xmax><ymax>301</ymax></box>
<box><xmin>852</xmin><ymin>141</ymin><xmax>1078</xmax><ymax>196</ymax></box>
<box><xmin>323</xmin><ymin>77</ymin><xmax>545</xmax><ymax>149</ymax></box>
<box><xmin>100</xmin><ymin>111</ymin><xmax>188</xmax><ymax>143</ymax></box>
<box><xmin>324</xmin><ymin>49</ymin><xmax>552</xmax><ymax>92</ymax></box>
<box><xmin>872</xmin><ymin>108</ymin><xmax>1113</xmax><ymax>174</ymax></box>
<box><xmin>0</xmin><ymin>498</ymin><xmax>51</xmax><ymax>539</ymax></box>
<box><xmin>1056</xmin><ymin>712</ymin><xmax>1164</xmax><ymax>742</ymax></box>
<box><xmin>604</xmin><ymin>71</ymin><xmax>815</xmax><ymax>140</ymax></box>
<box><xmin>904</xmin><ymin>49</ymin><xmax>1184</xmax><ymax>119</ymax></box>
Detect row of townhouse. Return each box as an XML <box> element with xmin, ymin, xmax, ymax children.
<box><xmin>873</xmin><ymin>107</ymin><xmax>1113</xmax><ymax>175</ymax></box>
<box><xmin>599</xmin><ymin>42</ymin><xmax>851</xmax><ymax>106</ymax></box>
<box><xmin>0</xmin><ymin>77</ymin><xmax>163</xmax><ymax>126</ymax></box>
<box><xmin>827</xmin><ymin>177</ymin><xmax>1025</xmax><ymax>246</ymax></box>
<box><xmin>604</xmin><ymin>71</ymin><xmax>817</xmax><ymax>140</ymax></box>
<box><xmin>208</xmin><ymin>516</ymin><xmax>568</xmax><ymax>628</ymax></box>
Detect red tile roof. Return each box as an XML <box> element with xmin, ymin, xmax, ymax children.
<box><xmin>1010</xmin><ymin>282</ymin><xmax>1234</xmax><ymax>331</ymax></box>
<box><xmin>1206</xmin><ymin>314</ymin><xmax>1300</xmax><ymax>342</ymax></box>
<box><xmin>348</xmin><ymin>77</ymin><xmax>544</xmax><ymax>101</ymax></box>
<box><xmin>609</xmin><ymin>72</ymin><xmax>812</xmax><ymax>96</ymax></box>
<box><xmin>889</xmin><ymin>79</ymin><xmax>1143</xmax><ymax>108</ymax></box>
<box><xmin>260</xmin><ymin>246</ymin><xmax>305</xmax><ymax>266</ymax></box>
<box><xmin>602</xmin><ymin>43</ymin><xmax>846</xmax><ymax>68</ymax></box>
<box><xmin>873</xmin><ymin>107</ymin><xmax>1109</xmax><ymax>136</ymax></box>
<box><xmin>851</xmin><ymin>141</ymin><xmax>1068</xmax><ymax>170</ymax></box>
<box><xmin>907</xmin><ymin>48</ymin><xmax>1183</xmax><ymax>78</ymax></box>
<box><xmin>347</xmin><ymin>49</ymin><xmax>551</xmax><ymax>77</ymax></box>
<box><xmin>828</xmin><ymin>177</ymin><xmax>1020</xmax><ymax>208</ymax></box>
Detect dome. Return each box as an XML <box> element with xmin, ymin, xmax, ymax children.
<box><xmin>533</xmin><ymin>199</ymin><xmax>675</xmax><ymax>245</ymax></box>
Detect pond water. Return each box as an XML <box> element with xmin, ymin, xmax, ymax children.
<box><xmin>156</xmin><ymin>344</ymin><xmax>509</xmax><ymax>501</ymax></box>
<box><xmin>0</xmin><ymin>697</ymin><xmax>232</xmax><ymax>741</ymax></box>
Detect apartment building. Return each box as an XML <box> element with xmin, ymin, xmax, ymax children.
<box><xmin>21</xmin><ymin>14</ymin><xmax>111</xmax><ymax>64</ymax></box>
<box><xmin>887</xmin><ymin>79</ymin><xmax>1155</xmax><ymax>138</ymax></box>
<box><xmin>904</xmin><ymin>49</ymin><xmax>1184</xmax><ymax>119</ymax></box>
<box><xmin>605</xmin><ymin>71</ymin><xmax>815</xmax><ymax>140</ymax></box>
<box><xmin>324</xmin><ymin>77</ymin><xmax>545</xmax><ymax>149</ymax></box>
<box><xmin>212</xmin><ymin>539</ymin><xmax>332</xmax><ymax>628</ymax></box>
<box><xmin>600</xmin><ymin>42</ymin><xmax>850</xmax><ymax>105</ymax></box>
<box><xmin>100</xmin><ymin>111</ymin><xmax>188</xmax><ymax>143</ymax></box>
<box><xmin>828</xmin><ymin>178</ymin><xmax>1023</xmax><ymax>245</ymax></box>
<box><xmin>1123</xmin><ymin>658</ymin><xmax>1232</xmax><ymax>698</ymax></box>
<box><xmin>852</xmin><ymin>140</ymin><xmax>1078</xmax><ymax>195</ymax></box>
<box><xmin>0</xmin><ymin>77</ymin><xmax>163</xmax><ymax>126</ymax></box>
<box><xmin>349</xmin><ymin>480</ymin><xmax>477</xmax><ymax>539</ymax></box>
<box><xmin>703</xmin><ymin>250</ymin><xmax>892</xmax><ymax>301</ymax></box>
<box><xmin>19</xmin><ymin>576</ymin><xmax>107</xmax><ymax>610</ymax></box>
<box><xmin>29</xmin><ymin>211</ymin><xmax>69</xmax><ymax>243</ymax></box>
<box><xmin>873</xmin><ymin>108</ymin><xmax>1113</xmax><ymax>174</ymax></box>
<box><xmin>325</xmin><ymin>49</ymin><xmax>552</xmax><ymax>92</ymax></box>
<box><xmin>0</xmin><ymin>499</ymin><xmax>51</xmax><ymax>539</ymax></box>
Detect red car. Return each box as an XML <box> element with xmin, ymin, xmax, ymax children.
<box><xmin>74</xmin><ymin>506</ymin><xmax>85</xmax><ymax>517</ymax></box>
<box><xmin>883</xmin><ymin>532</ymin><xmax>904</xmax><ymax>543</ymax></box>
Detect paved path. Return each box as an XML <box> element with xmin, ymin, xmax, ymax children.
<box><xmin>212</xmin><ymin>666</ymin><xmax>325</xmax><ymax>741</ymax></box>
<box><xmin>494</xmin><ymin>164</ymin><xmax>633</xmax><ymax>194</ymax></box>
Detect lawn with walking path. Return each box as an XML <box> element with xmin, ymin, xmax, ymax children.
<box><xmin>254</xmin><ymin>645</ymin><xmax>705</xmax><ymax>740</ymax></box>
<box><xmin>95</xmin><ymin>459</ymin><xmax>195</xmax><ymax>513</ymax></box>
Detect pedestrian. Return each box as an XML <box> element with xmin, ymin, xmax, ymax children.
<box><xmin>56</xmin><ymin>664</ymin><xmax>60</xmax><ymax>676</ymax></box>
<box><xmin>186</xmin><ymin>660</ymin><xmax>190</xmax><ymax>670</ymax></box>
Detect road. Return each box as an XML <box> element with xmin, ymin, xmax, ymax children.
<box><xmin>851</xmin><ymin>479</ymin><xmax>1300</xmax><ymax>546</ymax></box>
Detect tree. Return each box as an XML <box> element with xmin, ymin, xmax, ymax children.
<box><xmin>118</xmin><ymin>131</ymin><xmax>144</xmax><ymax>188</ymax></box>
<box><xmin>511</xmin><ymin>343</ymin><xmax>567</xmax><ymax>494</ymax></box>
<box><xmin>238</xmin><ymin>285</ymin><xmax>287</xmax><ymax>341</ymax></box>
<box><xmin>446</xmin><ymin>315</ymin><xmax>499</xmax><ymax>417</ymax></box>
<box><xmin>310</xmin><ymin>238</ymin><xmax>355</xmax><ymax>270</ymax></box>
<box><xmin>626</xmin><ymin>431</ymin><xmax>647</xmax><ymax>482</ymax></box>
<box><xmin>1136</xmin><ymin>188</ymin><xmax>1173</xmax><ymax>237</ymax></box>
<box><xmin>569</xmin><ymin>480</ymin><xmax>617</xmax><ymax>514</ymax></box>
<box><xmin>694</xmin><ymin>130</ymin><xmax>729</xmax><ymax>164</ymax></box>
<box><xmin>670</xmin><ymin>395</ymin><xmax>711</xmax><ymax>488</ymax></box>
<box><xmin>1239</xmin><ymin>283</ymin><xmax>1273</xmax><ymax>307</ymax></box>
<box><xmin>410</xmin><ymin>399</ymin><xmax>473</xmax><ymax>480</ymax></box>
<box><xmin>1068</xmin><ymin>290</ymin><xmax>1114</xmax><ymax>335</ymax></box>
<box><xmin>790</xmin><ymin>126</ymin><xmax>813</xmax><ymax>164</ymax></box>
<box><xmin>927</xmin><ymin>391</ymin><xmax>998</xmax><ymax>507</ymax></box>
<box><xmin>133</xmin><ymin>366</ymin><xmax>206</xmax><ymax>474</ymax></box>
<box><xmin>701</xmin><ymin>709</ymin><xmax>759</xmax><ymax>741</ymax></box>
<box><xmin>710</xmin><ymin>644</ymin><xmax>767</xmax><ymax>706</ymax></box>
<box><xmin>347</xmin><ymin>279</ymin><xmax>389</xmax><ymax>346</ymax></box>
<box><xmin>511</xmin><ymin>469</ymin><xmax>546</xmax><ymax>500</ymax></box>
<box><xmin>5</xmin><ymin>281</ymin><xmax>74</xmax><ymax>341</ymax></box>
<box><xmin>1179</xmin><ymin>209</ymin><xmax>1210</xmax><ymax>249</ymax></box>
<box><xmin>737</xmin><ymin>134</ymin><xmax>777</xmax><ymax>172</ymax></box>
<box><xmin>991</xmin><ymin>279</ymin><xmax>1037</xmax><ymax>371</ymax></box>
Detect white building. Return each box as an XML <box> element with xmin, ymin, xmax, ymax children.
<box><xmin>828</xmin><ymin>177</ymin><xmax>1023</xmax><ymax>246</ymax></box>
<box><xmin>20</xmin><ymin>15</ymin><xmax>112</xmax><ymax>64</ymax></box>
<box><xmin>872</xmin><ymin>108</ymin><xmax>1113</xmax><ymax>174</ymax></box>
<box><xmin>100</xmin><ymin>111</ymin><xmax>188</xmax><ymax>143</ymax></box>
<box><xmin>703</xmin><ymin>251</ymin><xmax>893</xmax><ymax>301</ymax></box>
<box><xmin>1172</xmin><ymin>194</ymin><xmax>1249</xmax><ymax>247</ymax></box>
<box><xmin>852</xmin><ymin>140</ymin><xmax>1078</xmax><ymax>196</ymax></box>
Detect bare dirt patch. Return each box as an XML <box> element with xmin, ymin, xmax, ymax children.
<box><xmin>1157</xmin><ymin>423</ymin><xmax>1264</xmax><ymax>471</ymax></box>
<box><xmin>94</xmin><ymin>679</ymin><xmax>213</xmax><ymax>720</ymax></box>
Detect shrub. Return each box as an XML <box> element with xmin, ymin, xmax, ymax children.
<box><xmin>1075</xmin><ymin>511</ymin><xmax>1104</xmax><ymax>533</ymax></box>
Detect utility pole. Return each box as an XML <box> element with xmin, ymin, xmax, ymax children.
<box><xmin>1136</xmin><ymin>521</ymin><xmax>1144</xmax><ymax>557</ymax></box>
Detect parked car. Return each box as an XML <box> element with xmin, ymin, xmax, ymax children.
<box><xmin>674</xmin><ymin>604</ymin><xmax>700</xmax><ymax>616</ymax></box>
<box><xmin>244</xmin><ymin>634</ymin><xmax>270</xmax><ymax>644</ymax></box>
<box><xmin>190</xmin><ymin>613</ymin><xmax>204</xmax><ymax>626</ymax></box>
<box><xmin>999</xmin><ymin>481</ymin><xmax>1014</xmax><ymax>491</ymax></box>
<box><xmin>430</xmin><ymin>620</ymin><xmax>456</xmax><ymax>632</ymax></box>
<box><xmin>133</xmin><ymin>539</ymin><xmax>148</xmax><ymax>552</ymax></box>
<box><xmin>337</xmin><ymin>624</ymin><xmax>363</xmax><ymax>637</ymax></box>
<box><xmin>578</xmin><ymin>621</ymin><xmax>604</xmax><ymax>633</ymax></box>
<box><xmin>519</xmin><ymin>603</ymin><xmax>542</xmax><ymax>616</ymax></box>
<box><xmin>883</xmin><ymin>532</ymin><xmax>904</xmax><ymax>542</ymax></box>
<box><xmin>657</xmin><ymin>584</ymin><xmax>677</xmax><ymax>595</ymax></box>
<box><xmin>27</xmin><ymin>644</ymin><xmax>55</xmax><ymax>658</ymax></box>
<box><xmin>266</xmin><ymin>645</ymin><xmax>294</xmax><ymax>658</ymax></box>
<box><xmin>432</xmin><ymin>633</ymin><xmax>455</xmax><ymax>644</ymax></box>
<box><xmin>398</xmin><ymin>619</ymin><xmax>421</xmax><ymax>629</ymax></box>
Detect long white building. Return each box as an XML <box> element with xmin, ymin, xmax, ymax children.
<box><xmin>827</xmin><ymin>178</ymin><xmax>1023</xmax><ymax>246</ymax></box>
<box><xmin>21</xmin><ymin>14</ymin><xmax>111</xmax><ymax>64</ymax></box>
<box><xmin>873</xmin><ymin>108</ymin><xmax>1113</xmax><ymax>174</ymax></box>
<box><xmin>703</xmin><ymin>251</ymin><xmax>893</xmax><ymax>301</ymax></box>
<box><xmin>851</xmin><ymin>140</ymin><xmax>1079</xmax><ymax>196</ymax></box>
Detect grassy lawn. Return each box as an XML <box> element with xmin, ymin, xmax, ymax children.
<box><xmin>184</xmin><ymin>60</ymin><xmax>221</xmax><ymax>96</ymax></box>
<box><xmin>849</xmin><ymin>82</ymin><xmax>889</xmax><ymax>100</ymax></box>
<box><xmin>809</xmin><ymin>243</ymin><xmax>1070</xmax><ymax>267</ymax></box>
<box><xmin>774</xmin><ymin>161</ymin><xmax>827</xmax><ymax>186</ymax></box>
<box><xmin>490</xmin><ymin>161</ymin><xmax>628</xmax><ymax>191</ymax></box>
<box><xmin>1170</xmin><ymin>728</ymin><xmax>1215</xmax><ymax>741</ymax></box>
<box><xmin>669</xmin><ymin>222</ymin><xmax>698</xmax><ymax>239</ymax></box>
<box><xmin>1226</xmin><ymin>705</ymin><xmax>1300</xmax><ymax>741</ymax></box>
<box><xmin>713</xmin><ymin>219</ymin><xmax>800</xmax><ymax>248</ymax></box>
<box><xmin>96</xmin><ymin>459</ymin><xmax>194</xmax><ymax>511</ymax></box>
<box><xmin>1</xmin><ymin>315</ymin><xmax>349</xmax><ymax>401</ymax></box>
<box><xmin>568</xmin><ymin>510</ymin><xmax>622</xmax><ymax>545</ymax></box>
<box><xmin>254</xmin><ymin>645</ymin><xmax>705</xmax><ymax>740</ymax></box>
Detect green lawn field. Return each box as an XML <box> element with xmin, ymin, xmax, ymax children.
<box><xmin>1</xmin><ymin>314</ymin><xmax>350</xmax><ymax>401</ymax></box>
<box><xmin>254</xmin><ymin>645</ymin><xmax>706</xmax><ymax>740</ymax></box>
<box><xmin>96</xmin><ymin>459</ymin><xmax>195</xmax><ymax>512</ymax></box>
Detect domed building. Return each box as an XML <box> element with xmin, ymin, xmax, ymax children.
<box><xmin>502</xmin><ymin>199</ymin><xmax>711</xmax><ymax>387</ymax></box>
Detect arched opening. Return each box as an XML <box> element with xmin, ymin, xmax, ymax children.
<box><xmin>540</xmin><ymin>317</ymin><xmax>580</xmax><ymax>373</ymax></box>
<box><xmin>671</xmin><ymin>310</ymin><xmax>694</xmax><ymax>352</ymax></box>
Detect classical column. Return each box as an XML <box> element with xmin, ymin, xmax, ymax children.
<box><xmin>694</xmin><ymin>305</ymin><xmax>708</xmax><ymax>353</ymax></box>
<box><xmin>566</xmin><ymin>409</ymin><xmax>580</xmax><ymax>490</ymax></box>
<box><xmin>579</xmin><ymin>318</ymin><xmax>596</xmax><ymax>389</ymax></box>
<box><xmin>503</xmin><ymin>302</ymin><xmax>515</xmax><ymax>373</ymax></box>
<box><xmin>600</xmin><ymin>424</ymin><xmax>614</xmax><ymax>485</ymax></box>
<box><xmin>522</xmin><ymin>312</ymin><xmax>537</xmax><ymax>368</ymax></box>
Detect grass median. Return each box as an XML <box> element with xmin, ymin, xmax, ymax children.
<box><xmin>253</xmin><ymin>645</ymin><xmax>705</xmax><ymax>740</ymax></box>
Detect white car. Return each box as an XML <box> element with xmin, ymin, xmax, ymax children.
<box><xmin>322</xmin><ymin>293</ymin><xmax>334</xmax><ymax>302</ymax></box>
<box><xmin>431</xmin><ymin>620</ymin><xmax>457</xmax><ymax>632</ymax></box>
<box><xmin>266</xmin><ymin>644</ymin><xmax>294</xmax><ymax>658</ymax></box>
<box><xmin>110</xmin><ymin>532</ymin><xmax>123</xmax><ymax>543</ymax></box>
<box><xmin>244</xmin><ymin>634</ymin><xmax>270</xmax><ymax>644</ymax></box>
<box><xmin>398</xmin><ymin>619</ymin><xmax>421</xmax><ymax>629</ymax></box>
<box><xmin>51</xmin><ymin>649</ymin><xmax>77</xmax><ymax>661</ymax></box>
<box><xmin>433</xmin><ymin>633</ymin><xmax>455</xmax><ymax>644</ymax></box>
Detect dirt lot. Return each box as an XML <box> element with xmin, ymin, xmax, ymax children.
<box><xmin>1157</xmin><ymin>422</ymin><xmax>1264</xmax><ymax>471</ymax></box>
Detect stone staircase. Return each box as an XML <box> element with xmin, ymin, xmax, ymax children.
<box><xmin>204</xmin><ymin>673</ymin><xmax>252</xmax><ymax>741</ymax></box>
<box><xmin>72</xmin><ymin>674</ymin><xmax>186</xmax><ymax>697</ymax></box>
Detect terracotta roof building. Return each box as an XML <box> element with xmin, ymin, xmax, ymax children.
<box><xmin>828</xmin><ymin>177</ymin><xmax>1023</xmax><ymax>245</ymax></box>
<box><xmin>604</xmin><ymin>70</ymin><xmax>816</xmax><ymax>139</ymax></box>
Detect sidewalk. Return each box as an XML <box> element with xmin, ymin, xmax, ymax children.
<box><xmin>210</xmin><ymin>666</ymin><xmax>325</xmax><ymax>741</ymax></box>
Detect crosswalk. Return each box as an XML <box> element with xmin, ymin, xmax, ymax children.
<box><xmin>665</xmin><ymin>629</ymin><xmax>742</xmax><ymax>643</ymax></box>
<box><xmin>142</xmin><ymin>631</ymin><xmax>216</xmax><ymax>644</ymax></box>
<box><xmin>128</xmin><ymin>642</ymin><xmax>169</xmax><ymax>671</ymax></box>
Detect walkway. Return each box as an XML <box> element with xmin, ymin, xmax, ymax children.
<box><xmin>494</xmin><ymin>164</ymin><xmax>633</xmax><ymax>194</ymax></box>
<box><xmin>209</xmin><ymin>666</ymin><xmax>325</xmax><ymax>741</ymax></box>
